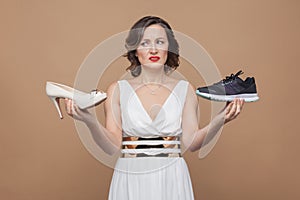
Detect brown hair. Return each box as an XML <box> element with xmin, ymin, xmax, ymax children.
<box><xmin>124</xmin><ymin>16</ymin><xmax>180</xmax><ymax>77</ymax></box>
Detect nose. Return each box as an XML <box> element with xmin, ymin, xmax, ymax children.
<box><xmin>149</xmin><ymin>43</ymin><xmax>158</xmax><ymax>54</ymax></box>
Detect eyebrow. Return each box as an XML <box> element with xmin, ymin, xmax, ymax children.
<box><xmin>141</xmin><ymin>37</ymin><xmax>167</xmax><ymax>41</ymax></box>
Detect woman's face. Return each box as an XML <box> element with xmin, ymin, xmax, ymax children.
<box><xmin>136</xmin><ymin>24</ymin><xmax>169</xmax><ymax>69</ymax></box>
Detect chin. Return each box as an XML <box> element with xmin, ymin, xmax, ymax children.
<box><xmin>143</xmin><ymin>62</ymin><xmax>165</xmax><ymax>69</ymax></box>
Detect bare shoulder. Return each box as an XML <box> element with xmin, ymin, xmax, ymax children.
<box><xmin>107</xmin><ymin>81</ymin><xmax>119</xmax><ymax>93</ymax></box>
<box><xmin>184</xmin><ymin>81</ymin><xmax>198</xmax><ymax>106</ymax></box>
<box><xmin>186</xmin><ymin>81</ymin><xmax>196</xmax><ymax>93</ymax></box>
<box><xmin>106</xmin><ymin>81</ymin><xmax>120</xmax><ymax>102</ymax></box>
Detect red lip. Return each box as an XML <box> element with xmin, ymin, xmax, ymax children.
<box><xmin>149</xmin><ymin>56</ymin><xmax>160</xmax><ymax>62</ymax></box>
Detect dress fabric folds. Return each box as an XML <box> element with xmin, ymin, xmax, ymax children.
<box><xmin>108</xmin><ymin>80</ymin><xmax>195</xmax><ymax>200</ymax></box>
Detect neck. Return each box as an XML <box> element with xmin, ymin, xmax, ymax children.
<box><xmin>140</xmin><ymin>66</ymin><xmax>165</xmax><ymax>83</ymax></box>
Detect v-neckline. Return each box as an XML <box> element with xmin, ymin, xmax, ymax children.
<box><xmin>124</xmin><ymin>80</ymin><xmax>182</xmax><ymax>123</ymax></box>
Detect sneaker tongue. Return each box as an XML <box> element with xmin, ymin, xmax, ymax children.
<box><xmin>235</xmin><ymin>76</ymin><xmax>244</xmax><ymax>83</ymax></box>
<box><xmin>217</xmin><ymin>70</ymin><xmax>244</xmax><ymax>84</ymax></box>
<box><xmin>235</xmin><ymin>70</ymin><xmax>244</xmax><ymax>77</ymax></box>
<box><xmin>231</xmin><ymin>70</ymin><xmax>244</xmax><ymax>82</ymax></box>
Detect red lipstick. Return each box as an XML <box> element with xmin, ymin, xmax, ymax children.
<box><xmin>149</xmin><ymin>56</ymin><xmax>160</xmax><ymax>62</ymax></box>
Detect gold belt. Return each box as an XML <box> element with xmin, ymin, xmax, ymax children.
<box><xmin>121</xmin><ymin>136</ymin><xmax>181</xmax><ymax>157</ymax></box>
<box><xmin>122</xmin><ymin>136</ymin><xmax>179</xmax><ymax>149</ymax></box>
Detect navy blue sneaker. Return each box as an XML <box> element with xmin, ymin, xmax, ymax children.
<box><xmin>196</xmin><ymin>70</ymin><xmax>259</xmax><ymax>102</ymax></box>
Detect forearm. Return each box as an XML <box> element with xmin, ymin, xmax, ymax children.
<box><xmin>188</xmin><ymin>99</ymin><xmax>243</xmax><ymax>152</ymax></box>
<box><xmin>189</xmin><ymin>113</ymin><xmax>225</xmax><ymax>152</ymax></box>
<box><xmin>85</xmin><ymin>118</ymin><xmax>121</xmax><ymax>155</ymax></box>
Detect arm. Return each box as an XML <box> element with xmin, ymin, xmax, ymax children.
<box><xmin>65</xmin><ymin>82</ymin><xmax>122</xmax><ymax>155</ymax></box>
<box><xmin>182</xmin><ymin>83</ymin><xmax>244</xmax><ymax>152</ymax></box>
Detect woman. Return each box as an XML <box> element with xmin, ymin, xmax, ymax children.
<box><xmin>64</xmin><ymin>16</ymin><xmax>244</xmax><ymax>200</ymax></box>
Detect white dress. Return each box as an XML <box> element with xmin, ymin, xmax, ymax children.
<box><xmin>108</xmin><ymin>80</ymin><xmax>195</xmax><ymax>200</ymax></box>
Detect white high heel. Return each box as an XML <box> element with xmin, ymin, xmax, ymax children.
<box><xmin>46</xmin><ymin>81</ymin><xmax>107</xmax><ymax>119</ymax></box>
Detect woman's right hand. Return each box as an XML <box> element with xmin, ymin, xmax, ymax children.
<box><xmin>64</xmin><ymin>98</ymin><xmax>94</xmax><ymax>123</ymax></box>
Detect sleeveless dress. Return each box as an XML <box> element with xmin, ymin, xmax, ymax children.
<box><xmin>108</xmin><ymin>80</ymin><xmax>195</xmax><ymax>200</ymax></box>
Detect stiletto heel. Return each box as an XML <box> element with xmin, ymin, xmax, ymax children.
<box><xmin>45</xmin><ymin>81</ymin><xmax>107</xmax><ymax>119</ymax></box>
<box><xmin>49</xmin><ymin>97</ymin><xmax>63</xmax><ymax>119</ymax></box>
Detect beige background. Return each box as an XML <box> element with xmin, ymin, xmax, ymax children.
<box><xmin>1</xmin><ymin>0</ymin><xmax>300</xmax><ymax>199</ymax></box>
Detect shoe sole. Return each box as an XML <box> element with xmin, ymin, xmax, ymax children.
<box><xmin>196</xmin><ymin>90</ymin><xmax>259</xmax><ymax>102</ymax></box>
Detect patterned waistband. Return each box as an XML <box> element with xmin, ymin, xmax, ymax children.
<box><xmin>121</xmin><ymin>136</ymin><xmax>181</xmax><ymax>157</ymax></box>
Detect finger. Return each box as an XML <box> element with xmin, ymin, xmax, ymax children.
<box><xmin>71</xmin><ymin>100</ymin><xmax>74</xmax><ymax>115</ymax></box>
<box><xmin>241</xmin><ymin>99</ymin><xmax>245</xmax><ymax>108</ymax></box>
<box><xmin>235</xmin><ymin>100</ymin><xmax>241</xmax><ymax>116</ymax></box>
<box><xmin>73</xmin><ymin>103</ymin><xmax>77</xmax><ymax>112</ymax></box>
<box><xmin>72</xmin><ymin>100</ymin><xmax>77</xmax><ymax>116</ymax></box>
<box><xmin>64</xmin><ymin>98</ymin><xmax>69</xmax><ymax>111</ymax></box>
<box><xmin>73</xmin><ymin>104</ymin><xmax>82</xmax><ymax>118</ymax></box>
<box><xmin>227</xmin><ymin>99</ymin><xmax>237</xmax><ymax>118</ymax></box>
<box><xmin>239</xmin><ymin>99</ymin><xmax>244</xmax><ymax>110</ymax></box>
<box><xmin>226</xmin><ymin>101</ymin><xmax>234</xmax><ymax>115</ymax></box>
<box><xmin>65</xmin><ymin>99</ymin><xmax>70</xmax><ymax>114</ymax></box>
<box><xmin>237</xmin><ymin>99</ymin><xmax>244</xmax><ymax>112</ymax></box>
<box><xmin>233</xmin><ymin>99</ymin><xmax>243</xmax><ymax>118</ymax></box>
<box><xmin>237</xmin><ymin>99</ymin><xmax>242</xmax><ymax>106</ymax></box>
<box><xmin>68</xmin><ymin>99</ymin><xmax>73</xmax><ymax>116</ymax></box>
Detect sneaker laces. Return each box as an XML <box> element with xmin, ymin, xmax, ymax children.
<box><xmin>221</xmin><ymin>70</ymin><xmax>244</xmax><ymax>84</ymax></box>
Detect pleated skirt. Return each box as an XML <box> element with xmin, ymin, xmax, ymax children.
<box><xmin>108</xmin><ymin>157</ymin><xmax>194</xmax><ymax>200</ymax></box>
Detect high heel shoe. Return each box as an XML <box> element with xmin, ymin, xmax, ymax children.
<box><xmin>46</xmin><ymin>81</ymin><xmax>107</xmax><ymax>119</ymax></box>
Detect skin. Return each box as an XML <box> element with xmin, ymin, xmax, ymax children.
<box><xmin>64</xmin><ymin>24</ymin><xmax>244</xmax><ymax>155</ymax></box>
<box><xmin>136</xmin><ymin>24</ymin><xmax>169</xmax><ymax>70</ymax></box>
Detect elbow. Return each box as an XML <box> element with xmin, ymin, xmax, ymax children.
<box><xmin>186</xmin><ymin>141</ymin><xmax>203</xmax><ymax>153</ymax></box>
<box><xmin>188</xmin><ymin>145</ymin><xmax>199</xmax><ymax>153</ymax></box>
<box><xmin>94</xmin><ymin>140</ymin><xmax>121</xmax><ymax>156</ymax></box>
<box><xmin>105</xmin><ymin>148</ymin><xmax>119</xmax><ymax>156</ymax></box>
<box><xmin>189</xmin><ymin>146</ymin><xmax>197</xmax><ymax>152</ymax></box>
<box><xmin>182</xmin><ymin>136</ymin><xmax>198</xmax><ymax>153</ymax></box>
<box><xmin>102</xmin><ymin>145</ymin><xmax>121</xmax><ymax>156</ymax></box>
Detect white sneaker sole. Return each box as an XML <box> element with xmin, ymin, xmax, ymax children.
<box><xmin>196</xmin><ymin>91</ymin><xmax>259</xmax><ymax>102</ymax></box>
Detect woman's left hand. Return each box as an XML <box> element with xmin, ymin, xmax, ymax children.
<box><xmin>224</xmin><ymin>98</ymin><xmax>245</xmax><ymax>123</ymax></box>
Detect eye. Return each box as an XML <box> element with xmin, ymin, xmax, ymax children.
<box><xmin>157</xmin><ymin>40</ymin><xmax>165</xmax><ymax>45</ymax></box>
<box><xmin>140</xmin><ymin>41</ymin><xmax>149</xmax><ymax>47</ymax></box>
